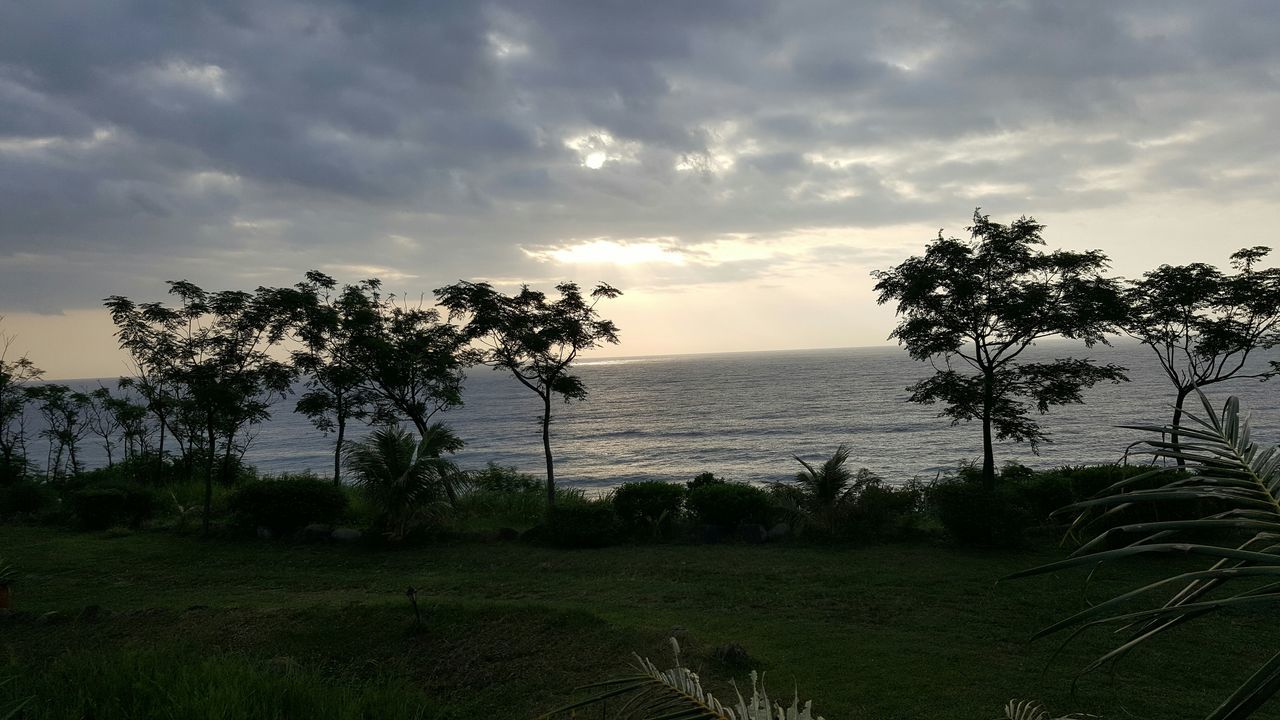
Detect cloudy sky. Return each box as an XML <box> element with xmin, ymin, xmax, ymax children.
<box><xmin>2</xmin><ymin>1</ymin><xmax>1278</xmax><ymax>378</ymax></box>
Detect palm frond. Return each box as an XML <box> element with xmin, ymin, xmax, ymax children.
<box><xmin>1001</xmin><ymin>699</ymin><xmax>1089</xmax><ymax>720</ymax></box>
<box><xmin>1009</xmin><ymin>391</ymin><xmax>1280</xmax><ymax>720</ymax></box>
<box><xmin>540</xmin><ymin>638</ymin><xmax>825</xmax><ymax>720</ymax></box>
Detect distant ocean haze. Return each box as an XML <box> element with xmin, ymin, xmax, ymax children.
<box><xmin>28</xmin><ymin>342</ymin><xmax>1280</xmax><ymax>488</ymax></box>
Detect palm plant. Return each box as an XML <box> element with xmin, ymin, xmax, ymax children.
<box><xmin>1001</xmin><ymin>700</ymin><xmax>1087</xmax><ymax>720</ymax></box>
<box><xmin>778</xmin><ymin>445</ymin><xmax>880</xmax><ymax>532</ymax></box>
<box><xmin>540</xmin><ymin>638</ymin><xmax>824</xmax><ymax>720</ymax></box>
<box><xmin>344</xmin><ymin>424</ymin><xmax>462</xmax><ymax>539</ymax></box>
<box><xmin>1009</xmin><ymin>392</ymin><xmax>1280</xmax><ymax>720</ymax></box>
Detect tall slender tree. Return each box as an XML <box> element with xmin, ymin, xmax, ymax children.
<box><xmin>270</xmin><ymin>272</ymin><xmax>374</xmax><ymax>486</ymax></box>
<box><xmin>106</xmin><ymin>282</ymin><xmax>295</xmax><ymax>530</ymax></box>
<box><xmin>325</xmin><ymin>277</ymin><xmax>470</xmax><ymax>502</ymax></box>
<box><xmin>0</xmin><ymin>319</ymin><xmax>42</xmax><ymax>483</ymax></box>
<box><xmin>873</xmin><ymin>210</ymin><xmax>1128</xmax><ymax>489</ymax></box>
<box><xmin>436</xmin><ymin>280</ymin><xmax>621</xmax><ymax>507</ymax></box>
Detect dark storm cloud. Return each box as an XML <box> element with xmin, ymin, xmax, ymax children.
<box><xmin>2</xmin><ymin>0</ymin><xmax>1279</xmax><ymax>310</ymax></box>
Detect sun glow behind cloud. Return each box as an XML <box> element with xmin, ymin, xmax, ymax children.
<box><xmin>525</xmin><ymin>239</ymin><xmax>687</xmax><ymax>266</ymax></box>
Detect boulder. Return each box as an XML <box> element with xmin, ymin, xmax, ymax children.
<box><xmin>766</xmin><ymin>523</ymin><xmax>790</xmax><ymax>541</ymax></box>
<box><xmin>331</xmin><ymin>527</ymin><xmax>362</xmax><ymax>542</ymax></box>
<box><xmin>302</xmin><ymin>523</ymin><xmax>333</xmax><ymax>542</ymax></box>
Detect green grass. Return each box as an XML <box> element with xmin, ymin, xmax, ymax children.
<box><xmin>1</xmin><ymin>525</ymin><xmax>1274</xmax><ymax>719</ymax></box>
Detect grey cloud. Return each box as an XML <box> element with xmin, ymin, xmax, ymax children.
<box><xmin>2</xmin><ymin>0</ymin><xmax>1280</xmax><ymax>311</ymax></box>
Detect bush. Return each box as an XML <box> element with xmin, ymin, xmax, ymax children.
<box><xmin>928</xmin><ymin>479</ymin><xmax>1031</xmax><ymax>548</ymax></box>
<box><xmin>613</xmin><ymin>481</ymin><xmax>685</xmax><ymax>536</ymax></box>
<box><xmin>70</xmin><ymin>485</ymin><xmax>158</xmax><ymax>531</ymax></box>
<box><xmin>687</xmin><ymin>472</ymin><xmax>727</xmax><ymax>491</ymax></box>
<box><xmin>227</xmin><ymin>476</ymin><xmax>348</xmax><ymax>536</ymax></box>
<box><xmin>464</xmin><ymin>463</ymin><xmax>542</xmax><ymax>494</ymax></box>
<box><xmin>1009</xmin><ymin>471</ymin><xmax>1074</xmax><ymax>524</ymax></box>
<box><xmin>687</xmin><ymin>482</ymin><xmax>772</xmax><ymax>529</ymax></box>
<box><xmin>843</xmin><ymin>481</ymin><xmax>924</xmax><ymax>540</ymax></box>
<box><xmin>545</xmin><ymin>501</ymin><xmax>620</xmax><ymax>548</ymax></box>
<box><xmin>0</xmin><ymin>480</ymin><xmax>57</xmax><ymax>518</ymax></box>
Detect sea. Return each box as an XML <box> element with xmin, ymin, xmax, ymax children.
<box><xmin>28</xmin><ymin>341</ymin><xmax>1280</xmax><ymax>488</ymax></box>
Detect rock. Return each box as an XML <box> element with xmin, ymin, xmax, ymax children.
<box><xmin>36</xmin><ymin>610</ymin><xmax>65</xmax><ymax>626</ymax></box>
<box><xmin>256</xmin><ymin>526</ymin><xmax>274</xmax><ymax>540</ymax></box>
<box><xmin>302</xmin><ymin>523</ymin><xmax>333</xmax><ymax>542</ymax></box>
<box><xmin>496</xmin><ymin>527</ymin><xmax>519</xmax><ymax>542</ymax></box>
<box><xmin>331</xmin><ymin>527</ymin><xmax>362</xmax><ymax>542</ymax></box>
<box><xmin>766</xmin><ymin>523</ymin><xmax>790</xmax><ymax>541</ymax></box>
<box><xmin>737</xmin><ymin>524</ymin><xmax>768</xmax><ymax>544</ymax></box>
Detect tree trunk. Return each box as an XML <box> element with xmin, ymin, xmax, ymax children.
<box><xmin>981</xmin><ymin>370</ymin><xmax>996</xmax><ymax>492</ymax></box>
<box><xmin>333</xmin><ymin>412</ymin><xmax>345</xmax><ymax>486</ymax></box>
<box><xmin>203</xmin><ymin>420</ymin><xmax>216</xmax><ymax>534</ymax></box>
<box><xmin>1171</xmin><ymin>386</ymin><xmax>1192</xmax><ymax>468</ymax></box>
<box><xmin>542</xmin><ymin>393</ymin><xmax>556</xmax><ymax>508</ymax></box>
<box><xmin>155</xmin><ymin>414</ymin><xmax>166</xmax><ymax>484</ymax></box>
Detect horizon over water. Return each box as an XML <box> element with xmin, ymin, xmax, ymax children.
<box><xmin>32</xmin><ymin>340</ymin><xmax>1280</xmax><ymax>487</ymax></box>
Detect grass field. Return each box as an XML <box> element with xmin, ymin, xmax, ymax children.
<box><xmin>1</xmin><ymin>525</ymin><xmax>1274</xmax><ymax>719</ymax></box>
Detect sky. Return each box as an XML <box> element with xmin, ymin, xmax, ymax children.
<box><xmin>2</xmin><ymin>1</ymin><xmax>1279</xmax><ymax>379</ymax></box>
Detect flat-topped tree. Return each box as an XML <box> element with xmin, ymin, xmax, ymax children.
<box><xmin>872</xmin><ymin>210</ymin><xmax>1129</xmax><ymax>490</ymax></box>
<box><xmin>436</xmin><ymin>280</ymin><xmax>621</xmax><ymax>507</ymax></box>
<box><xmin>328</xmin><ymin>277</ymin><xmax>469</xmax><ymax>503</ymax></box>
<box><xmin>1125</xmin><ymin>246</ymin><xmax>1280</xmax><ymax>451</ymax></box>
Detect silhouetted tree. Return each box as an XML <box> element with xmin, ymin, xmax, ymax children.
<box><xmin>84</xmin><ymin>386</ymin><xmax>124</xmax><ymax>467</ymax></box>
<box><xmin>28</xmin><ymin>383</ymin><xmax>91</xmax><ymax>479</ymax></box>
<box><xmin>1125</xmin><ymin>247</ymin><xmax>1280</xmax><ymax>453</ymax></box>
<box><xmin>106</xmin><ymin>282</ymin><xmax>295</xmax><ymax>530</ymax></box>
<box><xmin>270</xmin><ymin>272</ymin><xmax>374</xmax><ymax>485</ymax></box>
<box><xmin>0</xmin><ymin>320</ymin><xmax>42</xmax><ymax>482</ymax></box>
<box><xmin>328</xmin><ymin>278</ymin><xmax>469</xmax><ymax>502</ymax></box>
<box><xmin>436</xmin><ymin>280</ymin><xmax>621</xmax><ymax>507</ymax></box>
<box><xmin>873</xmin><ymin>210</ymin><xmax>1128</xmax><ymax>489</ymax></box>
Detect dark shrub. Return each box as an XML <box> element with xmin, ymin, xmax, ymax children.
<box><xmin>1010</xmin><ymin>471</ymin><xmax>1074</xmax><ymax>524</ymax></box>
<box><xmin>928</xmin><ymin>479</ymin><xmax>1032</xmax><ymax>548</ymax></box>
<box><xmin>844</xmin><ymin>481</ymin><xmax>924</xmax><ymax>540</ymax></box>
<box><xmin>687</xmin><ymin>472</ymin><xmax>727</xmax><ymax>491</ymax></box>
<box><xmin>227</xmin><ymin>476</ymin><xmax>348</xmax><ymax>536</ymax></box>
<box><xmin>466</xmin><ymin>463</ymin><xmax>541</xmax><ymax>494</ymax></box>
<box><xmin>545</xmin><ymin>501</ymin><xmax>620</xmax><ymax>548</ymax></box>
<box><xmin>70</xmin><ymin>485</ymin><xmax>158</xmax><ymax>530</ymax></box>
<box><xmin>0</xmin><ymin>480</ymin><xmax>57</xmax><ymax>518</ymax></box>
<box><xmin>613</xmin><ymin>481</ymin><xmax>685</xmax><ymax>536</ymax></box>
<box><xmin>687</xmin><ymin>482</ymin><xmax>772</xmax><ymax>529</ymax></box>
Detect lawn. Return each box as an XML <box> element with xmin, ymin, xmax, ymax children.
<box><xmin>1</xmin><ymin>525</ymin><xmax>1273</xmax><ymax>719</ymax></box>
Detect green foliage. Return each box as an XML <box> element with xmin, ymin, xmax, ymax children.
<box><xmin>928</xmin><ymin>476</ymin><xmax>1032</xmax><ymax>548</ymax></box>
<box><xmin>463</xmin><ymin>462</ymin><xmax>542</xmax><ymax>494</ymax></box>
<box><xmin>69</xmin><ymin>485</ymin><xmax>158</xmax><ymax>531</ymax></box>
<box><xmin>226</xmin><ymin>476</ymin><xmax>348</xmax><ymax>536</ymax></box>
<box><xmin>687</xmin><ymin>482</ymin><xmax>772</xmax><ymax>529</ymax></box>
<box><xmin>344</xmin><ymin>424</ymin><xmax>461</xmax><ymax>539</ymax></box>
<box><xmin>542</xmin><ymin>637</ymin><xmax>826</xmax><ymax>720</ymax></box>
<box><xmin>612</xmin><ymin>481</ymin><xmax>686</xmax><ymax>536</ymax></box>
<box><xmin>1011</xmin><ymin>392</ymin><xmax>1280</xmax><ymax>720</ymax></box>
<box><xmin>844</xmin><ymin>481</ymin><xmax>925</xmax><ymax>541</ymax></box>
<box><xmin>687</xmin><ymin>471</ymin><xmax>727</xmax><ymax>491</ymax></box>
<box><xmin>873</xmin><ymin>209</ymin><xmax>1128</xmax><ymax>486</ymax></box>
<box><xmin>0</xmin><ymin>480</ymin><xmax>57</xmax><ymax>518</ymax></box>
<box><xmin>0</xmin><ymin>650</ymin><xmax>429</xmax><ymax>720</ymax></box>
<box><xmin>544</xmin><ymin>500</ymin><xmax>620</xmax><ymax>548</ymax></box>
<box><xmin>0</xmin><ymin>557</ymin><xmax>13</xmax><ymax>586</ymax></box>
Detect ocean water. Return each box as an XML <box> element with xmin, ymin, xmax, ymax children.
<box><xmin>31</xmin><ymin>341</ymin><xmax>1280</xmax><ymax>488</ymax></box>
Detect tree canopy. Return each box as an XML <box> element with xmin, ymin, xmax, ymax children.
<box><xmin>436</xmin><ymin>280</ymin><xmax>621</xmax><ymax>506</ymax></box>
<box><xmin>872</xmin><ymin>210</ymin><xmax>1129</xmax><ymax>488</ymax></box>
